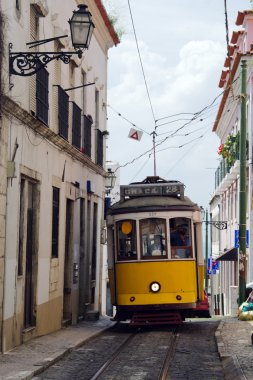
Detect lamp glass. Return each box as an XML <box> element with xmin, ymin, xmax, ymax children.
<box><xmin>69</xmin><ymin>4</ymin><xmax>94</xmax><ymax>50</ymax></box>
<box><xmin>105</xmin><ymin>170</ymin><xmax>116</xmax><ymax>190</ymax></box>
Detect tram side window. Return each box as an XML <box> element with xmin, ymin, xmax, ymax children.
<box><xmin>140</xmin><ymin>218</ymin><xmax>167</xmax><ymax>259</ymax></box>
<box><xmin>169</xmin><ymin>217</ymin><xmax>193</xmax><ymax>259</ymax></box>
<box><xmin>116</xmin><ymin>220</ymin><xmax>137</xmax><ymax>260</ymax></box>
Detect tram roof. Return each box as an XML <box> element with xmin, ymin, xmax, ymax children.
<box><xmin>107</xmin><ymin>195</ymin><xmax>200</xmax><ymax>215</ymax></box>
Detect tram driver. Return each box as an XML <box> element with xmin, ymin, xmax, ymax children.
<box><xmin>170</xmin><ymin>223</ymin><xmax>192</xmax><ymax>258</ymax></box>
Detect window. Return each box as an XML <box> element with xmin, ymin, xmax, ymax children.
<box><xmin>58</xmin><ymin>87</ymin><xmax>69</xmax><ymax>140</ymax></box>
<box><xmin>36</xmin><ymin>67</ymin><xmax>49</xmax><ymax>125</ymax></box>
<box><xmin>116</xmin><ymin>220</ymin><xmax>137</xmax><ymax>260</ymax></box>
<box><xmin>51</xmin><ymin>187</ymin><xmax>60</xmax><ymax>258</ymax></box>
<box><xmin>72</xmin><ymin>102</ymin><xmax>81</xmax><ymax>149</ymax></box>
<box><xmin>140</xmin><ymin>218</ymin><xmax>167</xmax><ymax>258</ymax></box>
<box><xmin>169</xmin><ymin>217</ymin><xmax>193</xmax><ymax>259</ymax></box>
<box><xmin>83</xmin><ymin>114</ymin><xmax>92</xmax><ymax>157</ymax></box>
<box><xmin>96</xmin><ymin>129</ymin><xmax>103</xmax><ymax>166</ymax></box>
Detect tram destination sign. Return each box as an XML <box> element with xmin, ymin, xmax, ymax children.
<box><xmin>121</xmin><ymin>183</ymin><xmax>184</xmax><ymax>199</ymax></box>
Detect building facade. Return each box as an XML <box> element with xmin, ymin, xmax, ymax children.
<box><xmin>0</xmin><ymin>0</ymin><xmax>119</xmax><ymax>352</ymax></box>
<box><xmin>210</xmin><ymin>10</ymin><xmax>253</xmax><ymax>315</ymax></box>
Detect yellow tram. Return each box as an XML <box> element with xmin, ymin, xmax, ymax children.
<box><xmin>106</xmin><ymin>176</ymin><xmax>210</xmax><ymax>325</ymax></box>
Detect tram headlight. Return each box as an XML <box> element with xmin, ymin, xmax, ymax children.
<box><xmin>150</xmin><ymin>281</ymin><xmax>161</xmax><ymax>293</ymax></box>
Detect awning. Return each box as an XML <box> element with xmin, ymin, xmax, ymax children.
<box><xmin>216</xmin><ymin>247</ymin><xmax>238</xmax><ymax>261</ymax></box>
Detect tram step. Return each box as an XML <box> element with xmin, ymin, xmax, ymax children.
<box><xmin>130</xmin><ymin>312</ymin><xmax>182</xmax><ymax>325</ymax></box>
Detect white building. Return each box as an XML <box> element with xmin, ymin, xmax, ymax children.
<box><xmin>210</xmin><ymin>10</ymin><xmax>253</xmax><ymax>315</ymax></box>
<box><xmin>0</xmin><ymin>0</ymin><xmax>119</xmax><ymax>352</ymax></box>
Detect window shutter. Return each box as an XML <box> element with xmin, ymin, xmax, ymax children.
<box><xmin>96</xmin><ymin>130</ymin><xmax>103</xmax><ymax>166</ymax></box>
<box><xmin>29</xmin><ymin>6</ymin><xmax>39</xmax><ymax>115</ymax></box>
<box><xmin>36</xmin><ymin>68</ymin><xmax>49</xmax><ymax>125</ymax></box>
<box><xmin>72</xmin><ymin>102</ymin><xmax>81</xmax><ymax>149</ymax></box>
<box><xmin>58</xmin><ymin>87</ymin><xmax>69</xmax><ymax>140</ymax></box>
<box><xmin>83</xmin><ymin>115</ymin><xmax>92</xmax><ymax>158</ymax></box>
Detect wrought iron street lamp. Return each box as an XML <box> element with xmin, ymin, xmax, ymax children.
<box><xmin>69</xmin><ymin>4</ymin><xmax>94</xmax><ymax>55</ymax></box>
<box><xmin>105</xmin><ymin>169</ymin><xmax>116</xmax><ymax>195</ymax></box>
<box><xmin>9</xmin><ymin>4</ymin><xmax>94</xmax><ymax>78</ymax></box>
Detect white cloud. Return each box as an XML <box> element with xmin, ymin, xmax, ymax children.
<box><xmin>105</xmin><ymin>0</ymin><xmax>249</xmax><ymax>207</ymax></box>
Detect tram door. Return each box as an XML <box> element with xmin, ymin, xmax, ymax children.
<box><xmin>63</xmin><ymin>199</ymin><xmax>73</xmax><ymax>322</ymax></box>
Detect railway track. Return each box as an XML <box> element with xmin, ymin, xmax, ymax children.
<box><xmin>33</xmin><ymin>321</ymin><xmax>224</xmax><ymax>380</ymax></box>
<box><xmin>90</xmin><ymin>326</ymin><xmax>179</xmax><ymax>380</ymax></box>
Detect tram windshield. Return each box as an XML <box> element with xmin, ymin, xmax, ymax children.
<box><xmin>116</xmin><ymin>220</ymin><xmax>137</xmax><ymax>260</ymax></box>
<box><xmin>169</xmin><ymin>217</ymin><xmax>193</xmax><ymax>259</ymax></box>
<box><xmin>140</xmin><ymin>218</ymin><xmax>167</xmax><ymax>258</ymax></box>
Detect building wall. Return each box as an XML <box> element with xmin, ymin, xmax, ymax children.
<box><xmin>0</xmin><ymin>8</ymin><xmax>6</xmax><ymax>353</ymax></box>
<box><xmin>1</xmin><ymin>0</ymin><xmax>118</xmax><ymax>352</ymax></box>
<box><xmin>210</xmin><ymin>11</ymin><xmax>253</xmax><ymax>315</ymax></box>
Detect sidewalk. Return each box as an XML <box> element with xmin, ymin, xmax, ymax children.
<box><xmin>0</xmin><ymin>315</ymin><xmax>115</xmax><ymax>380</ymax></box>
<box><xmin>216</xmin><ymin>317</ymin><xmax>253</xmax><ymax>380</ymax></box>
<box><xmin>1</xmin><ymin>316</ymin><xmax>253</xmax><ymax>380</ymax></box>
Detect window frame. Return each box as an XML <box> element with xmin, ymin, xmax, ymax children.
<box><xmin>169</xmin><ymin>217</ymin><xmax>193</xmax><ymax>259</ymax></box>
<box><xmin>139</xmin><ymin>217</ymin><xmax>168</xmax><ymax>260</ymax></box>
<box><xmin>115</xmin><ymin>220</ymin><xmax>137</xmax><ymax>261</ymax></box>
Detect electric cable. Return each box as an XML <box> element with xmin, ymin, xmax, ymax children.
<box><xmin>127</xmin><ymin>0</ymin><xmax>157</xmax><ymax>125</ymax></box>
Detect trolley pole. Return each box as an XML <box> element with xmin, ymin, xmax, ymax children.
<box><xmin>152</xmin><ymin>131</ymin><xmax>157</xmax><ymax>176</ymax></box>
<box><xmin>238</xmin><ymin>60</ymin><xmax>247</xmax><ymax>305</ymax></box>
<box><xmin>205</xmin><ymin>209</ymin><xmax>209</xmax><ymax>293</ymax></box>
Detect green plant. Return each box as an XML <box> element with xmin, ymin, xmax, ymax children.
<box><xmin>218</xmin><ymin>134</ymin><xmax>237</xmax><ymax>165</ymax></box>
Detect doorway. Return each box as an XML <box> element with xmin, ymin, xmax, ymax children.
<box><xmin>19</xmin><ymin>179</ymin><xmax>39</xmax><ymax>329</ymax></box>
<box><xmin>63</xmin><ymin>199</ymin><xmax>73</xmax><ymax>322</ymax></box>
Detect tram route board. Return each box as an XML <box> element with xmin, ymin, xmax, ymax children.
<box><xmin>121</xmin><ymin>183</ymin><xmax>184</xmax><ymax>199</ymax></box>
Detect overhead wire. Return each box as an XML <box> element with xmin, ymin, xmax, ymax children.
<box><xmin>114</xmin><ymin>77</ymin><xmax>240</xmax><ymax>172</ymax></box>
<box><xmin>107</xmin><ymin>104</ymin><xmax>150</xmax><ymax>135</ymax></box>
<box><xmin>163</xmin><ymin>127</ymin><xmax>212</xmax><ymax>177</ymax></box>
<box><xmin>127</xmin><ymin>0</ymin><xmax>157</xmax><ymax>125</ymax></box>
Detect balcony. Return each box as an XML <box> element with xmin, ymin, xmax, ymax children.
<box><xmin>214</xmin><ymin>136</ymin><xmax>240</xmax><ymax>195</ymax></box>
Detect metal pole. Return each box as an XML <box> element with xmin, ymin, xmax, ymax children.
<box><xmin>205</xmin><ymin>209</ymin><xmax>209</xmax><ymax>292</ymax></box>
<box><xmin>210</xmin><ymin>213</ymin><xmax>213</xmax><ymax>316</ymax></box>
<box><xmin>239</xmin><ymin>60</ymin><xmax>247</xmax><ymax>305</ymax></box>
<box><xmin>152</xmin><ymin>131</ymin><xmax>157</xmax><ymax>176</ymax></box>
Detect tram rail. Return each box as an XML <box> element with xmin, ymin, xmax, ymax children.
<box><xmin>90</xmin><ymin>330</ymin><xmax>138</xmax><ymax>380</ymax></box>
<box><xmin>90</xmin><ymin>325</ymin><xmax>179</xmax><ymax>380</ymax></box>
<box><xmin>159</xmin><ymin>326</ymin><xmax>179</xmax><ymax>380</ymax></box>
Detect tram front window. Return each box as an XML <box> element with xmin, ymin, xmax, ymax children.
<box><xmin>140</xmin><ymin>218</ymin><xmax>167</xmax><ymax>258</ymax></box>
<box><xmin>116</xmin><ymin>220</ymin><xmax>137</xmax><ymax>260</ymax></box>
<box><xmin>169</xmin><ymin>217</ymin><xmax>193</xmax><ymax>259</ymax></box>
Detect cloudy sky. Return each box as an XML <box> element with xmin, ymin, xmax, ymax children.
<box><xmin>103</xmin><ymin>0</ymin><xmax>251</xmax><ymax>208</ymax></box>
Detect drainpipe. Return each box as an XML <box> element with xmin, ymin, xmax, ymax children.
<box><xmin>238</xmin><ymin>60</ymin><xmax>247</xmax><ymax>305</ymax></box>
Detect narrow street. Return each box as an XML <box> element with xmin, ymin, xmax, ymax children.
<box><xmin>33</xmin><ymin>320</ymin><xmax>223</xmax><ymax>380</ymax></box>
